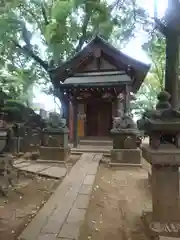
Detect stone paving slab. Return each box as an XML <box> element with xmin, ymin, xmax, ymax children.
<box><xmin>58</xmin><ymin>222</ymin><xmax>81</xmax><ymax>239</ymax></box>
<box><xmin>18</xmin><ymin>153</ymin><xmax>102</xmax><ymax>240</ymax></box>
<box><xmin>79</xmin><ymin>184</ymin><xmax>92</xmax><ymax>195</ymax></box>
<box><xmin>14</xmin><ymin>162</ymin><xmax>32</xmax><ymax>168</ymax></box>
<box><xmin>14</xmin><ymin>161</ymin><xmax>67</xmax><ymax>179</ymax></box>
<box><xmin>74</xmin><ymin>194</ymin><xmax>90</xmax><ymax>209</ymax></box>
<box><xmin>66</xmin><ymin>208</ymin><xmax>86</xmax><ymax>223</ymax></box>
<box><xmin>14</xmin><ymin>159</ymin><xmax>27</xmax><ymax>165</ymax></box>
<box><xmin>160</xmin><ymin>237</ymin><xmax>180</xmax><ymax>240</ymax></box>
<box><xmin>37</xmin><ymin>234</ymin><xmax>57</xmax><ymax>240</ymax></box>
<box><xmin>18</xmin><ymin>163</ymin><xmax>50</xmax><ymax>173</ymax></box>
<box><xmin>39</xmin><ymin>167</ymin><xmax>67</xmax><ymax>178</ymax></box>
<box><xmin>83</xmin><ymin>174</ymin><xmax>96</xmax><ymax>185</ymax></box>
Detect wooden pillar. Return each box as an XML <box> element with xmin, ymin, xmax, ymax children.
<box><xmin>69</xmin><ymin>101</ymin><xmax>73</xmax><ymax>141</ymax></box>
<box><xmin>61</xmin><ymin>96</ymin><xmax>69</xmax><ymax>125</ymax></box>
<box><xmin>66</xmin><ymin>101</ymin><xmax>69</xmax><ymax>129</ymax></box>
<box><xmin>124</xmin><ymin>85</ymin><xmax>130</xmax><ymax>114</ymax></box>
<box><xmin>73</xmin><ymin>100</ymin><xmax>78</xmax><ymax>148</ymax></box>
<box><xmin>117</xmin><ymin>94</ymin><xmax>124</xmax><ymax>117</ymax></box>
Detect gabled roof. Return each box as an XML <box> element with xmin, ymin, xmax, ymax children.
<box><xmin>49</xmin><ymin>35</ymin><xmax>151</xmax><ymax>92</ymax></box>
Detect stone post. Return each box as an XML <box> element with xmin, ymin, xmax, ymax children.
<box><xmin>141</xmin><ymin>91</ymin><xmax>180</xmax><ymax>239</ymax></box>
<box><xmin>151</xmin><ymin>164</ymin><xmax>179</xmax><ymax>221</ymax></box>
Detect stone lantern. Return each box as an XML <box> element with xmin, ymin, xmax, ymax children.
<box><xmin>39</xmin><ymin>112</ymin><xmax>70</xmax><ymax>162</ymax></box>
<box><xmin>141</xmin><ymin>91</ymin><xmax>180</xmax><ymax>239</ymax></box>
<box><xmin>110</xmin><ymin>113</ymin><xmax>141</xmax><ymax>166</ymax></box>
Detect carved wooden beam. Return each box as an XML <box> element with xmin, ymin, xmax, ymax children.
<box><xmin>93</xmin><ymin>48</ymin><xmax>101</xmax><ymax>71</ymax></box>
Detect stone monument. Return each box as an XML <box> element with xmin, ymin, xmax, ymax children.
<box><xmin>23</xmin><ymin>113</ymin><xmax>45</xmax><ymax>153</ymax></box>
<box><xmin>110</xmin><ymin>113</ymin><xmax>141</xmax><ymax>166</ymax></box>
<box><xmin>39</xmin><ymin>112</ymin><xmax>70</xmax><ymax>162</ymax></box>
<box><xmin>11</xmin><ymin>123</ymin><xmax>26</xmax><ymax>154</ymax></box>
<box><xmin>141</xmin><ymin>91</ymin><xmax>180</xmax><ymax>239</ymax></box>
<box><xmin>0</xmin><ymin>118</ymin><xmax>18</xmax><ymax>196</ymax></box>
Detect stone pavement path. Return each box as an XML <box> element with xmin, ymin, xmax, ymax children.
<box><xmin>18</xmin><ymin>153</ymin><xmax>102</xmax><ymax>240</ymax></box>
<box><xmin>14</xmin><ymin>160</ymin><xmax>67</xmax><ymax>179</ymax></box>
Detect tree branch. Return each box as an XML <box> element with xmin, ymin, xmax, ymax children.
<box><xmin>75</xmin><ymin>12</ymin><xmax>91</xmax><ymax>53</ymax></box>
<box><xmin>110</xmin><ymin>0</ymin><xmax>125</xmax><ymax>10</ymax></box>
<box><xmin>13</xmin><ymin>41</ymin><xmax>49</xmax><ymax>71</ymax></box>
<box><xmin>41</xmin><ymin>2</ymin><xmax>49</xmax><ymax>25</ymax></box>
<box><xmin>154</xmin><ymin>18</ymin><xmax>168</xmax><ymax>36</ymax></box>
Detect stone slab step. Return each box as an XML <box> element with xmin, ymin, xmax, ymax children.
<box><xmin>39</xmin><ymin>167</ymin><xmax>67</xmax><ymax>179</ymax></box>
<box><xmin>109</xmin><ymin>162</ymin><xmax>142</xmax><ymax>167</ymax></box>
<box><xmin>14</xmin><ymin>161</ymin><xmax>67</xmax><ymax>179</ymax></box>
<box><xmin>80</xmin><ymin>139</ymin><xmax>113</xmax><ymax>146</ymax></box>
<box><xmin>71</xmin><ymin>148</ymin><xmax>110</xmax><ymax>154</ymax></box>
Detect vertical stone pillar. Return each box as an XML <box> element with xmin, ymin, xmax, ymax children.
<box><xmin>151</xmin><ymin>165</ymin><xmax>180</xmax><ymax>222</ymax></box>
<box><xmin>73</xmin><ymin>100</ymin><xmax>78</xmax><ymax>148</ymax></box>
<box><xmin>40</xmin><ymin>109</ymin><xmax>47</xmax><ymax>119</ymax></box>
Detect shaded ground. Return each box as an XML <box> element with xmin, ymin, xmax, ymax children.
<box><xmin>79</xmin><ymin>161</ymin><xmax>152</xmax><ymax>240</ymax></box>
<box><xmin>0</xmin><ymin>154</ymin><xmax>80</xmax><ymax>240</ymax></box>
<box><xmin>0</xmin><ymin>174</ymin><xmax>59</xmax><ymax>240</ymax></box>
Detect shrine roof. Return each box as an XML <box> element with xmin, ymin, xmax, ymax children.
<box><xmin>62</xmin><ymin>71</ymin><xmax>131</xmax><ymax>88</ymax></box>
<box><xmin>49</xmin><ymin>35</ymin><xmax>150</xmax><ymax>92</ymax></box>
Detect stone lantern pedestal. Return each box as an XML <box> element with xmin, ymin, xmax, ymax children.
<box><xmin>23</xmin><ymin>127</ymin><xmax>41</xmax><ymax>153</ymax></box>
<box><xmin>141</xmin><ymin>91</ymin><xmax>180</xmax><ymax>239</ymax></box>
<box><xmin>142</xmin><ymin>146</ymin><xmax>180</xmax><ymax>238</ymax></box>
<box><xmin>110</xmin><ymin>116</ymin><xmax>141</xmax><ymax>166</ymax></box>
<box><xmin>39</xmin><ymin>126</ymin><xmax>70</xmax><ymax>162</ymax></box>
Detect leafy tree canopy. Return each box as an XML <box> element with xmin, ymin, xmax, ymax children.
<box><xmin>0</xmin><ymin>0</ymin><xmax>147</xmax><ymax>103</ymax></box>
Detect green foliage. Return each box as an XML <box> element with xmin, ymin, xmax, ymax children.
<box><xmin>132</xmin><ymin>31</ymin><xmax>166</xmax><ymax>117</ymax></box>
<box><xmin>0</xmin><ymin>0</ymin><xmax>148</xmax><ymax>77</ymax></box>
<box><xmin>0</xmin><ymin>0</ymin><xmax>151</xmax><ymax>113</ymax></box>
<box><xmin>1</xmin><ymin>99</ymin><xmax>35</xmax><ymax>122</ymax></box>
<box><xmin>143</xmin><ymin>32</ymin><xmax>166</xmax><ymax>90</ymax></box>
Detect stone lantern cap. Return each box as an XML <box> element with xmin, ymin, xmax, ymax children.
<box><xmin>143</xmin><ymin>91</ymin><xmax>180</xmax><ymax>132</ymax></box>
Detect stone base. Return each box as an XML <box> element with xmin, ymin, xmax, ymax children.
<box><xmin>142</xmin><ymin>144</ymin><xmax>180</xmax><ymax>165</ymax></box>
<box><xmin>110</xmin><ymin>149</ymin><xmax>141</xmax><ymax>165</ymax></box>
<box><xmin>109</xmin><ymin>162</ymin><xmax>142</xmax><ymax>167</ymax></box>
<box><xmin>142</xmin><ymin>211</ymin><xmax>180</xmax><ymax>239</ymax></box>
<box><xmin>24</xmin><ymin>145</ymin><xmax>39</xmax><ymax>153</ymax></box>
<box><xmin>39</xmin><ymin>146</ymin><xmax>70</xmax><ymax>162</ymax></box>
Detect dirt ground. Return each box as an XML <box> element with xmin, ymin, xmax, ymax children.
<box><xmin>79</xmin><ymin>160</ymin><xmax>152</xmax><ymax>240</ymax></box>
<box><xmin>0</xmin><ymin>153</ymin><xmax>152</xmax><ymax>240</ymax></box>
<box><xmin>0</xmin><ymin>172</ymin><xmax>60</xmax><ymax>240</ymax></box>
<box><xmin>0</xmin><ymin>154</ymin><xmax>80</xmax><ymax>240</ymax></box>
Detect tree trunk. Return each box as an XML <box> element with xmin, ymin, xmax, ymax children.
<box><xmin>165</xmin><ymin>34</ymin><xmax>179</xmax><ymax>108</ymax></box>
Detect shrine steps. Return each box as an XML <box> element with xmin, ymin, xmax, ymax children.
<box><xmin>79</xmin><ymin>139</ymin><xmax>113</xmax><ymax>147</ymax></box>
<box><xmin>71</xmin><ymin>147</ymin><xmax>110</xmax><ymax>156</ymax></box>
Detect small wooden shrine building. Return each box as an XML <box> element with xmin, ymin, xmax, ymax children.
<box><xmin>49</xmin><ymin>36</ymin><xmax>150</xmax><ymax>147</ymax></box>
